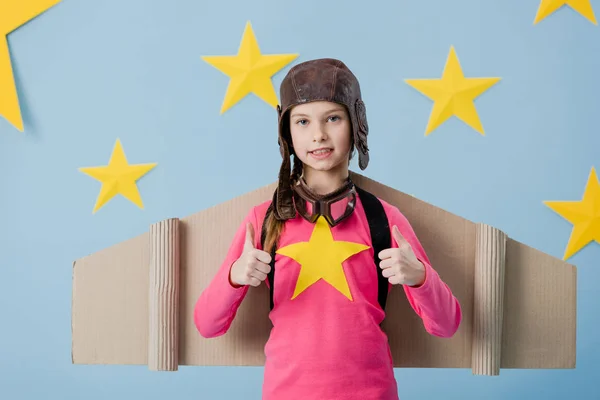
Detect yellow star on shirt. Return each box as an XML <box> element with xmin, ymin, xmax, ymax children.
<box><xmin>79</xmin><ymin>139</ymin><xmax>157</xmax><ymax>213</ymax></box>
<box><xmin>201</xmin><ymin>21</ymin><xmax>298</xmax><ymax>114</ymax></box>
<box><xmin>544</xmin><ymin>167</ymin><xmax>600</xmax><ymax>260</ymax></box>
<box><xmin>276</xmin><ymin>216</ymin><xmax>369</xmax><ymax>300</ymax></box>
<box><xmin>534</xmin><ymin>0</ymin><xmax>597</xmax><ymax>25</ymax></box>
<box><xmin>405</xmin><ymin>46</ymin><xmax>501</xmax><ymax>136</ymax></box>
<box><xmin>0</xmin><ymin>0</ymin><xmax>61</xmax><ymax>132</ymax></box>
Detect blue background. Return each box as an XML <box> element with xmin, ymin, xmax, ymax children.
<box><xmin>1</xmin><ymin>0</ymin><xmax>598</xmax><ymax>399</ymax></box>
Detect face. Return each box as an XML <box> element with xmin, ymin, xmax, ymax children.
<box><xmin>288</xmin><ymin>101</ymin><xmax>352</xmax><ymax>176</ymax></box>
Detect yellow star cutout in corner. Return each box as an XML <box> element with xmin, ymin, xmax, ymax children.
<box><xmin>1</xmin><ymin>0</ymin><xmax>61</xmax><ymax>131</ymax></box>
<box><xmin>276</xmin><ymin>217</ymin><xmax>370</xmax><ymax>300</ymax></box>
<box><xmin>78</xmin><ymin>139</ymin><xmax>157</xmax><ymax>213</ymax></box>
<box><xmin>405</xmin><ymin>46</ymin><xmax>501</xmax><ymax>137</ymax></box>
<box><xmin>544</xmin><ymin>167</ymin><xmax>600</xmax><ymax>260</ymax></box>
<box><xmin>201</xmin><ymin>21</ymin><xmax>298</xmax><ymax>114</ymax></box>
<box><xmin>534</xmin><ymin>0</ymin><xmax>597</xmax><ymax>25</ymax></box>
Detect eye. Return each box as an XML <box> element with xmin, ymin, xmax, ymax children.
<box><xmin>328</xmin><ymin>115</ymin><xmax>340</xmax><ymax>122</ymax></box>
<box><xmin>296</xmin><ymin>119</ymin><xmax>308</xmax><ymax>126</ymax></box>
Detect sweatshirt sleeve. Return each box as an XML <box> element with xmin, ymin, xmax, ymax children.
<box><xmin>193</xmin><ymin>206</ymin><xmax>260</xmax><ymax>338</ymax></box>
<box><xmin>384</xmin><ymin>203</ymin><xmax>462</xmax><ymax>338</ymax></box>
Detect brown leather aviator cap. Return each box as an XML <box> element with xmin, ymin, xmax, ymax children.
<box><xmin>273</xmin><ymin>58</ymin><xmax>370</xmax><ymax>221</ymax></box>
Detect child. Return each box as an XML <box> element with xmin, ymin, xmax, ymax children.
<box><xmin>194</xmin><ymin>58</ymin><xmax>462</xmax><ymax>400</ymax></box>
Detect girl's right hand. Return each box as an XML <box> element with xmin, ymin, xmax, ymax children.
<box><xmin>229</xmin><ymin>222</ymin><xmax>272</xmax><ymax>287</ymax></box>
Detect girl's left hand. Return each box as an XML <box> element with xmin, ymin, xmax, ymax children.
<box><xmin>377</xmin><ymin>225</ymin><xmax>426</xmax><ymax>287</ymax></box>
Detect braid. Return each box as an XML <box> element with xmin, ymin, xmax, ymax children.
<box><xmin>263</xmin><ymin>153</ymin><xmax>303</xmax><ymax>254</ymax></box>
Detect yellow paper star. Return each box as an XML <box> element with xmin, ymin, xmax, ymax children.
<box><xmin>276</xmin><ymin>217</ymin><xmax>369</xmax><ymax>300</ymax></box>
<box><xmin>0</xmin><ymin>0</ymin><xmax>60</xmax><ymax>132</ymax></box>
<box><xmin>544</xmin><ymin>167</ymin><xmax>600</xmax><ymax>260</ymax></box>
<box><xmin>201</xmin><ymin>21</ymin><xmax>298</xmax><ymax>114</ymax></box>
<box><xmin>405</xmin><ymin>46</ymin><xmax>501</xmax><ymax>136</ymax></box>
<box><xmin>79</xmin><ymin>139</ymin><xmax>157</xmax><ymax>213</ymax></box>
<box><xmin>534</xmin><ymin>0</ymin><xmax>597</xmax><ymax>25</ymax></box>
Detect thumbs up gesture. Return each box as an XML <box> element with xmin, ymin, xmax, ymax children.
<box><xmin>229</xmin><ymin>222</ymin><xmax>273</xmax><ymax>287</ymax></box>
<box><xmin>377</xmin><ymin>225</ymin><xmax>426</xmax><ymax>287</ymax></box>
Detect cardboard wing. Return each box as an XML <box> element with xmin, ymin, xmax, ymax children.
<box><xmin>71</xmin><ymin>172</ymin><xmax>576</xmax><ymax>376</ymax></box>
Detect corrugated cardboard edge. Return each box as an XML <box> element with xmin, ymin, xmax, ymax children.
<box><xmin>148</xmin><ymin>218</ymin><xmax>180</xmax><ymax>371</ymax></box>
<box><xmin>472</xmin><ymin>223</ymin><xmax>507</xmax><ymax>376</ymax></box>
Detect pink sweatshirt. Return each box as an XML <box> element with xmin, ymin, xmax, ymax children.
<box><xmin>194</xmin><ymin>195</ymin><xmax>462</xmax><ymax>400</ymax></box>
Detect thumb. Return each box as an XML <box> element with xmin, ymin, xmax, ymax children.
<box><xmin>244</xmin><ymin>222</ymin><xmax>256</xmax><ymax>249</ymax></box>
<box><xmin>392</xmin><ymin>225</ymin><xmax>407</xmax><ymax>247</ymax></box>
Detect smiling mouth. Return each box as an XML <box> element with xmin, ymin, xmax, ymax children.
<box><xmin>309</xmin><ymin>148</ymin><xmax>332</xmax><ymax>155</ymax></box>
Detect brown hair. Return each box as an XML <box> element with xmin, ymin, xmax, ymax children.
<box><xmin>263</xmin><ymin>153</ymin><xmax>303</xmax><ymax>254</ymax></box>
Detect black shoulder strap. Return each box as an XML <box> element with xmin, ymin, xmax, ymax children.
<box><xmin>355</xmin><ymin>185</ymin><xmax>391</xmax><ymax>312</ymax></box>
<box><xmin>261</xmin><ymin>187</ymin><xmax>391</xmax><ymax>313</ymax></box>
<box><xmin>261</xmin><ymin>203</ymin><xmax>277</xmax><ymax>311</ymax></box>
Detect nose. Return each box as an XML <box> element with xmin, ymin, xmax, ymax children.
<box><xmin>313</xmin><ymin>123</ymin><xmax>327</xmax><ymax>142</ymax></box>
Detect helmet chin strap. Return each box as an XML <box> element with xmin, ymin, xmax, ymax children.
<box><xmin>292</xmin><ymin>176</ymin><xmax>357</xmax><ymax>227</ymax></box>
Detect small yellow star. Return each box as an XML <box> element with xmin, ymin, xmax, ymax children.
<box><xmin>201</xmin><ymin>21</ymin><xmax>298</xmax><ymax>114</ymax></box>
<box><xmin>276</xmin><ymin>217</ymin><xmax>369</xmax><ymax>300</ymax></box>
<box><xmin>544</xmin><ymin>167</ymin><xmax>600</xmax><ymax>260</ymax></box>
<box><xmin>405</xmin><ymin>46</ymin><xmax>501</xmax><ymax>136</ymax></box>
<box><xmin>79</xmin><ymin>139</ymin><xmax>157</xmax><ymax>213</ymax></box>
<box><xmin>0</xmin><ymin>0</ymin><xmax>61</xmax><ymax>131</ymax></box>
<box><xmin>534</xmin><ymin>0</ymin><xmax>597</xmax><ymax>25</ymax></box>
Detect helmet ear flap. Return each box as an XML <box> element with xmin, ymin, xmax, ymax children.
<box><xmin>278</xmin><ymin>107</ymin><xmax>294</xmax><ymax>157</ymax></box>
<box><xmin>275</xmin><ymin>136</ymin><xmax>295</xmax><ymax>220</ymax></box>
<box><xmin>274</xmin><ymin>104</ymin><xmax>296</xmax><ymax>220</ymax></box>
<box><xmin>353</xmin><ymin>99</ymin><xmax>369</xmax><ymax>170</ymax></box>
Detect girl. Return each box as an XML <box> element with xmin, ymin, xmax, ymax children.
<box><xmin>194</xmin><ymin>58</ymin><xmax>462</xmax><ymax>400</ymax></box>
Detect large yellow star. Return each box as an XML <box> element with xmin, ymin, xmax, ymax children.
<box><xmin>405</xmin><ymin>46</ymin><xmax>501</xmax><ymax>136</ymax></box>
<box><xmin>544</xmin><ymin>167</ymin><xmax>600</xmax><ymax>260</ymax></box>
<box><xmin>0</xmin><ymin>0</ymin><xmax>60</xmax><ymax>131</ymax></box>
<box><xmin>79</xmin><ymin>139</ymin><xmax>157</xmax><ymax>213</ymax></box>
<box><xmin>201</xmin><ymin>21</ymin><xmax>298</xmax><ymax>114</ymax></box>
<box><xmin>276</xmin><ymin>217</ymin><xmax>369</xmax><ymax>300</ymax></box>
<box><xmin>534</xmin><ymin>0</ymin><xmax>597</xmax><ymax>25</ymax></box>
